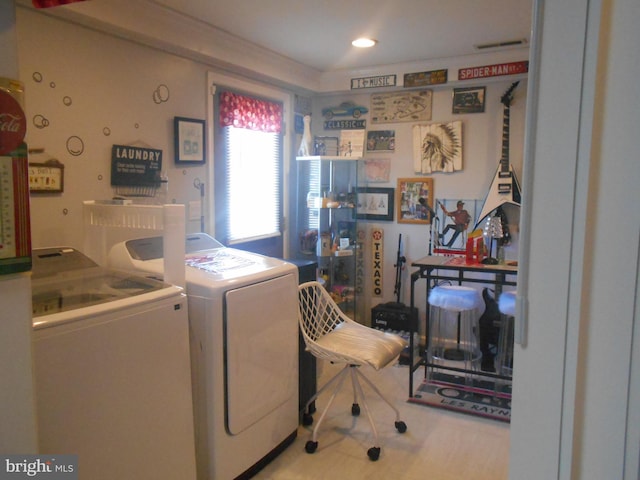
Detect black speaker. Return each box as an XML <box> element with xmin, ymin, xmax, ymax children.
<box><xmin>371</xmin><ymin>302</ymin><xmax>418</xmax><ymax>332</ymax></box>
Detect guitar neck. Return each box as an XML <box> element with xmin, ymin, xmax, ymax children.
<box><xmin>500</xmin><ymin>104</ymin><xmax>511</xmax><ymax>175</ymax></box>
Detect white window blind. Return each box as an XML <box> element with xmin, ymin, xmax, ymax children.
<box><xmin>224</xmin><ymin>127</ymin><xmax>281</xmax><ymax>244</ymax></box>
<box><xmin>305</xmin><ymin>159</ymin><xmax>321</xmax><ymax>230</ymax></box>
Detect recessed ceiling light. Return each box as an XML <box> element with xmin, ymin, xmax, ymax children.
<box><xmin>352</xmin><ymin>38</ymin><xmax>377</xmax><ymax>48</ymax></box>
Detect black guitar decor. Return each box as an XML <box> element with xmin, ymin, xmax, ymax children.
<box><xmin>475</xmin><ymin>81</ymin><xmax>522</xmax><ymax>228</ymax></box>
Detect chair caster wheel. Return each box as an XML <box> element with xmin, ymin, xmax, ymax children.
<box><xmin>367</xmin><ymin>447</ymin><xmax>381</xmax><ymax>461</ymax></box>
<box><xmin>302</xmin><ymin>413</ymin><xmax>313</xmax><ymax>426</ymax></box>
<box><xmin>305</xmin><ymin>440</ymin><xmax>318</xmax><ymax>454</ymax></box>
<box><xmin>395</xmin><ymin>420</ymin><xmax>407</xmax><ymax>433</ymax></box>
<box><xmin>351</xmin><ymin>403</ymin><xmax>360</xmax><ymax>416</ymax></box>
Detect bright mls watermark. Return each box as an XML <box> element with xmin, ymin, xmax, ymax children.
<box><xmin>0</xmin><ymin>455</ymin><xmax>77</xmax><ymax>480</ymax></box>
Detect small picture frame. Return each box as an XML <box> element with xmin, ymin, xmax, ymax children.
<box><xmin>366</xmin><ymin>130</ymin><xmax>396</xmax><ymax>152</ymax></box>
<box><xmin>339</xmin><ymin>129</ymin><xmax>365</xmax><ymax>157</ymax></box>
<box><xmin>313</xmin><ymin>136</ymin><xmax>339</xmax><ymax>156</ymax></box>
<box><xmin>356</xmin><ymin>187</ymin><xmax>395</xmax><ymax>221</ymax></box>
<box><xmin>397</xmin><ymin>177</ymin><xmax>434</xmax><ymax>224</ymax></box>
<box><xmin>452</xmin><ymin>86</ymin><xmax>486</xmax><ymax>114</ymax></box>
<box><xmin>29</xmin><ymin>160</ymin><xmax>64</xmax><ymax>193</ymax></box>
<box><xmin>174</xmin><ymin>117</ymin><xmax>205</xmax><ymax>164</ymax></box>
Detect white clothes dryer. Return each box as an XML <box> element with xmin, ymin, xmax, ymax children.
<box><xmin>31</xmin><ymin>247</ymin><xmax>196</xmax><ymax>480</ymax></box>
<box><xmin>108</xmin><ymin>234</ymin><xmax>299</xmax><ymax>480</ymax></box>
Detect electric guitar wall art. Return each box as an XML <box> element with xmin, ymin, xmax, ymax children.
<box><xmin>475</xmin><ymin>81</ymin><xmax>522</xmax><ymax>228</ymax></box>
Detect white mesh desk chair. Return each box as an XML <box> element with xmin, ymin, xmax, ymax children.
<box><xmin>298</xmin><ymin>281</ymin><xmax>408</xmax><ymax>461</ymax></box>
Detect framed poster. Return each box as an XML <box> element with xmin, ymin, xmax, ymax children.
<box><xmin>452</xmin><ymin>86</ymin><xmax>486</xmax><ymax>114</ymax></box>
<box><xmin>174</xmin><ymin>117</ymin><xmax>205</xmax><ymax>164</ymax></box>
<box><xmin>358</xmin><ymin>158</ymin><xmax>391</xmax><ymax>183</ymax></box>
<box><xmin>366</xmin><ymin>130</ymin><xmax>395</xmax><ymax>152</ymax></box>
<box><xmin>356</xmin><ymin>187</ymin><xmax>394</xmax><ymax>221</ymax></box>
<box><xmin>29</xmin><ymin>160</ymin><xmax>64</xmax><ymax>193</ymax></box>
<box><xmin>397</xmin><ymin>177</ymin><xmax>434</xmax><ymax>224</ymax></box>
<box><xmin>313</xmin><ymin>136</ymin><xmax>339</xmax><ymax>156</ymax></box>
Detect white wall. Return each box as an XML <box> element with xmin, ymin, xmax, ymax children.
<box><xmin>17</xmin><ymin>8</ymin><xmax>210</xmax><ymax>253</ymax></box>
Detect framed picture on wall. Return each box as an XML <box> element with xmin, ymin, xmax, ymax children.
<box><xmin>28</xmin><ymin>160</ymin><xmax>64</xmax><ymax>193</ymax></box>
<box><xmin>358</xmin><ymin>158</ymin><xmax>391</xmax><ymax>183</ymax></box>
<box><xmin>356</xmin><ymin>187</ymin><xmax>394</xmax><ymax>221</ymax></box>
<box><xmin>366</xmin><ymin>130</ymin><xmax>395</xmax><ymax>152</ymax></box>
<box><xmin>452</xmin><ymin>86</ymin><xmax>486</xmax><ymax>114</ymax></box>
<box><xmin>397</xmin><ymin>177</ymin><xmax>434</xmax><ymax>224</ymax></box>
<box><xmin>174</xmin><ymin>117</ymin><xmax>206</xmax><ymax>164</ymax></box>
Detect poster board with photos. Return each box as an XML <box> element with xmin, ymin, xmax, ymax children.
<box><xmin>397</xmin><ymin>177</ymin><xmax>434</xmax><ymax>224</ymax></box>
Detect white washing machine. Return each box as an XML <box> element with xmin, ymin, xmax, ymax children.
<box><xmin>108</xmin><ymin>233</ymin><xmax>299</xmax><ymax>480</ymax></box>
<box><xmin>31</xmin><ymin>247</ymin><xmax>197</xmax><ymax>480</ymax></box>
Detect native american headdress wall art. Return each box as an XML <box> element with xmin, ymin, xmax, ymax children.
<box><xmin>412</xmin><ymin>121</ymin><xmax>462</xmax><ymax>173</ymax></box>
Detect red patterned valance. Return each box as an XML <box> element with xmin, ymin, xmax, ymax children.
<box><xmin>219</xmin><ymin>91</ymin><xmax>282</xmax><ymax>133</ymax></box>
<box><xmin>33</xmin><ymin>0</ymin><xmax>87</xmax><ymax>7</ymax></box>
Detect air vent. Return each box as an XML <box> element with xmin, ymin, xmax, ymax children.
<box><xmin>475</xmin><ymin>38</ymin><xmax>528</xmax><ymax>50</ymax></box>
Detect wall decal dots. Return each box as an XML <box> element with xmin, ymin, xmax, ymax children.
<box><xmin>33</xmin><ymin>114</ymin><xmax>50</xmax><ymax>129</ymax></box>
<box><xmin>66</xmin><ymin>136</ymin><xmax>84</xmax><ymax>156</ymax></box>
<box><xmin>152</xmin><ymin>84</ymin><xmax>170</xmax><ymax>104</ymax></box>
<box><xmin>32</xmin><ymin>72</ymin><xmax>43</xmax><ymax>83</ymax></box>
<box><xmin>62</xmin><ymin>96</ymin><xmax>72</xmax><ymax>106</ymax></box>
<box><xmin>49</xmin><ymin>82</ymin><xmax>56</xmax><ymax>88</ymax></box>
<box><xmin>103</xmin><ymin>127</ymin><xmax>111</xmax><ymax>136</ymax></box>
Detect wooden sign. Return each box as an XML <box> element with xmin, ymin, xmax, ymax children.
<box><xmin>404</xmin><ymin>69</ymin><xmax>448</xmax><ymax>87</ymax></box>
<box><xmin>29</xmin><ymin>159</ymin><xmax>64</xmax><ymax>193</ymax></box>
<box><xmin>351</xmin><ymin>74</ymin><xmax>397</xmax><ymax>90</ymax></box>
<box><xmin>458</xmin><ymin>61</ymin><xmax>529</xmax><ymax>80</ymax></box>
<box><xmin>371</xmin><ymin>90</ymin><xmax>432</xmax><ymax>124</ymax></box>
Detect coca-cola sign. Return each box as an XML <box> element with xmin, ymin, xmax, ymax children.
<box><xmin>0</xmin><ymin>89</ymin><xmax>27</xmax><ymax>155</ymax></box>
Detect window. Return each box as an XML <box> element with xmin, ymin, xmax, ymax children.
<box><xmin>298</xmin><ymin>157</ymin><xmax>321</xmax><ymax>231</ymax></box>
<box><xmin>224</xmin><ymin>127</ymin><xmax>280</xmax><ymax>243</ymax></box>
<box><xmin>215</xmin><ymin>91</ymin><xmax>283</xmax><ymax>253</ymax></box>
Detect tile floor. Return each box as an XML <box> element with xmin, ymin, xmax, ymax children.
<box><xmin>253</xmin><ymin>361</ymin><xmax>510</xmax><ymax>480</ymax></box>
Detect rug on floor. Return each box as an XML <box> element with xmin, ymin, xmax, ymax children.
<box><xmin>408</xmin><ymin>372</ymin><xmax>511</xmax><ymax>422</ymax></box>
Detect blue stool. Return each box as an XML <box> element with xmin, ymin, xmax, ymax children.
<box><xmin>497</xmin><ymin>291</ymin><xmax>517</xmax><ymax>379</ymax></box>
<box><xmin>428</xmin><ymin>285</ymin><xmax>482</xmax><ymax>384</ymax></box>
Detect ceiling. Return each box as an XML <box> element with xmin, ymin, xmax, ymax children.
<box><xmin>149</xmin><ymin>0</ymin><xmax>534</xmax><ymax>72</ymax></box>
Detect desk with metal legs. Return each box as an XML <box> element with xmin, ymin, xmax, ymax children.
<box><xmin>408</xmin><ymin>255</ymin><xmax>518</xmax><ymax>398</ymax></box>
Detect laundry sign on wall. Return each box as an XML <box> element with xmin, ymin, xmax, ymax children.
<box><xmin>110</xmin><ymin>144</ymin><xmax>162</xmax><ymax>187</ymax></box>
